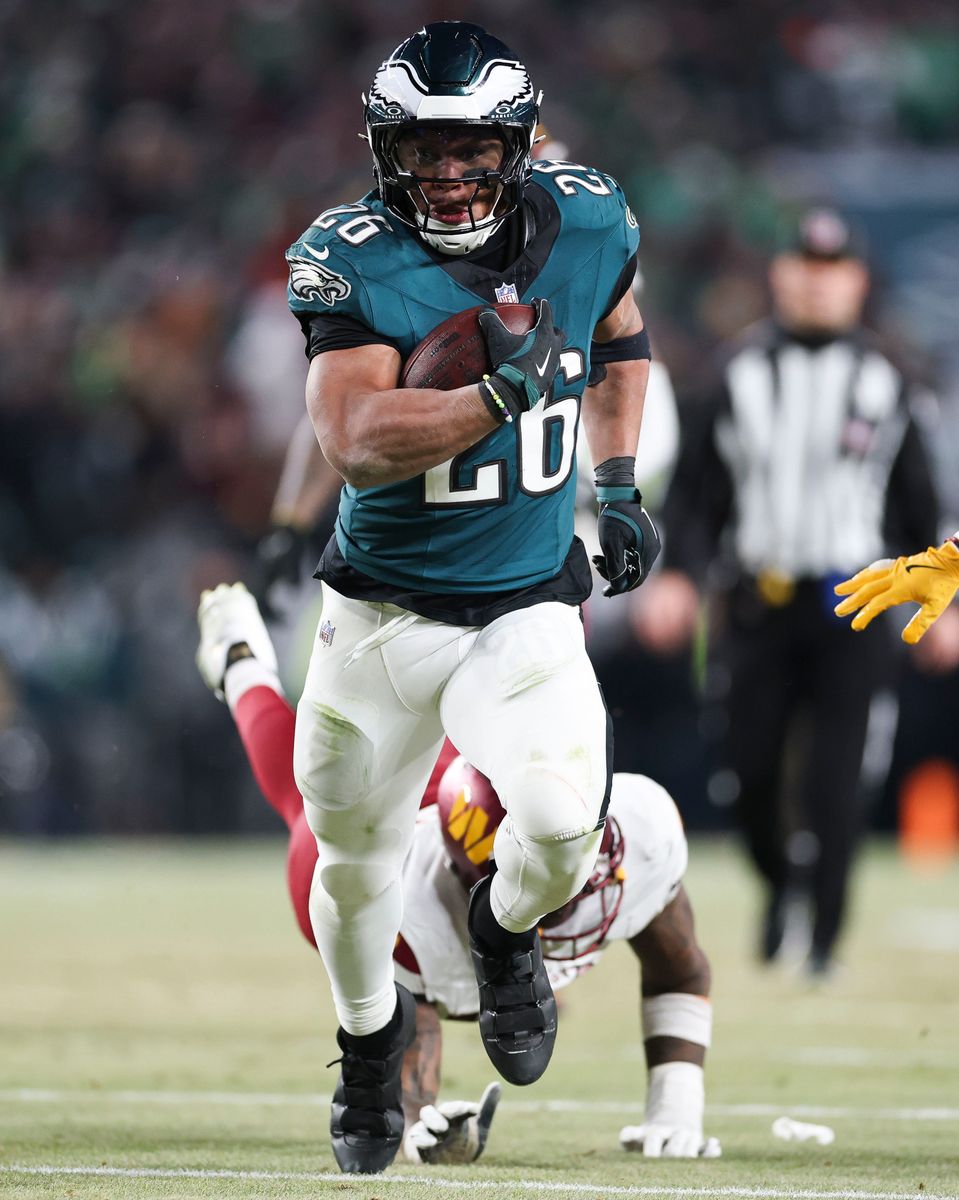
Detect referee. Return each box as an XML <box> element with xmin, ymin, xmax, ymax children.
<box><xmin>640</xmin><ymin>208</ymin><xmax>940</xmax><ymax>976</ymax></box>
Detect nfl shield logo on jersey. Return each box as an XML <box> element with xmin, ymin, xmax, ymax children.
<box><xmin>319</xmin><ymin>620</ymin><xmax>335</xmax><ymax>647</ymax></box>
<box><xmin>494</xmin><ymin>282</ymin><xmax>519</xmax><ymax>304</ymax></box>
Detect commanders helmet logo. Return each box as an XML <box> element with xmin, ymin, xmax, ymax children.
<box><xmin>446</xmin><ymin>788</ymin><xmax>497</xmax><ymax>866</ymax></box>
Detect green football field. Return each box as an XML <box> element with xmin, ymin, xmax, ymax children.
<box><xmin>1</xmin><ymin>836</ymin><xmax>957</xmax><ymax>1200</ymax></box>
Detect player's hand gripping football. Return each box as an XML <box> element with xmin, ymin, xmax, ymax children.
<box><xmin>619</xmin><ymin>1122</ymin><xmax>722</xmax><ymax>1159</ymax></box>
<box><xmin>593</xmin><ymin>490</ymin><xmax>661</xmax><ymax>596</ymax></box>
<box><xmin>401</xmin><ymin>1082</ymin><xmax>501</xmax><ymax>1165</ymax></box>
<box><xmin>478</xmin><ymin>298</ymin><xmax>564</xmax><ymax>420</ymax></box>
<box><xmin>833</xmin><ymin>538</ymin><xmax>959</xmax><ymax>644</ymax></box>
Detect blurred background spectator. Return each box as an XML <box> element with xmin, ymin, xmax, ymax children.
<box><xmin>1</xmin><ymin>0</ymin><xmax>958</xmax><ymax>838</ymax></box>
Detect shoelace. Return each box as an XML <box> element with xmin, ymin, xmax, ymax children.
<box><xmin>329</xmin><ymin>1051</ymin><xmax>397</xmax><ymax>1137</ymax></box>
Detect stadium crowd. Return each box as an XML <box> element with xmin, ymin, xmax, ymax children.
<box><xmin>2</xmin><ymin>0</ymin><xmax>959</xmax><ymax>834</ymax></box>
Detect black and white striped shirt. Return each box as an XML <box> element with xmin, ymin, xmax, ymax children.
<box><xmin>664</xmin><ymin>321</ymin><xmax>939</xmax><ymax>583</ymax></box>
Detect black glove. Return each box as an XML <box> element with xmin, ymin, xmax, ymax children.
<box><xmin>254</xmin><ymin>523</ymin><xmax>309</xmax><ymax>620</ymax></box>
<box><xmin>591</xmin><ymin>459</ymin><xmax>661</xmax><ymax>596</ymax></box>
<box><xmin>477</xmin><ymin>298</ymin><xmax>564</xmax><ymax>421</ymax></box>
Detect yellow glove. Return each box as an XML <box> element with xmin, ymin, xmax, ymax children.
<box><xmin>834</xmin><ymin>538</ymin><xmax>959</xmax><ymax>644</ymax></box>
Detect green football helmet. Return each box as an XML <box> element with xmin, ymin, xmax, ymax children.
<box><xmin>364</xmin><ymin>21</ymin><xmax>540</xmax><ymax>255</ymax></box>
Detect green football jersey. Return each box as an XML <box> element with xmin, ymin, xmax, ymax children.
<box><xmin>286</xmin><ymin>161</ymin><xmax>640</xmax><ymax>594</ymax></box>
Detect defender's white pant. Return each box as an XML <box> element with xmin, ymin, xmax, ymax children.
<box><xmin>294</xmin><ymin>584</ymin><xmax>609</xmax><ymax>1034</ymax></box>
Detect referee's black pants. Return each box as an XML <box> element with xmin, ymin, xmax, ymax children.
<box><xmin>716</xmin><ymin>577</ymin><xmax>894</xmax><ymax>960</ymax></box>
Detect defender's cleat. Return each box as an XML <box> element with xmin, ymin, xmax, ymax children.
<box><xmin>195</xmin><ymin>582</ymin><xmax>278</xmax><ymax>699</ymax></box>
<box><xmin>467</xmin><ymin>878</ymin><xmax>557</xmax><ymax>1086</ymax></box>
<box><xmin>330</xmin><ymin>984</ymin><xmax>418</xmax><ymax>1174</ymax></box>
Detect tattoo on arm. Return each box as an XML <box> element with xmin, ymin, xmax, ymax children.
<box><xmin>401</xmin><ymin>1000</ymin><xmax>442</xmax><ymax>1129</ymax></box>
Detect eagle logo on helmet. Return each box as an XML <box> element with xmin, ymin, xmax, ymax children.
<box><xmin>362</xmin><ymin>22</ymin><xmax>540</xmax><ymax>255</ymax></box>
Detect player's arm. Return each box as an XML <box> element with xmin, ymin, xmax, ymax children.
<box><xmin>400</xmin><ymin>997</ymin><xmax>500</xmax><ymax>1165</ymax></box>
<box><xmin>254</xmin><ymin>415</ymin><xmax>345</xmax><ymax>613</ymax></box>
<box><xmin>581</xmin><ymin>285</ymin><xmax>649</xmax><ymax>464</ymax></box>
<box><xmin>834</xmin><ymin>535</ymin><xmax>959</xmax><ymax>644</ymax></box>
<box><xmin>307</xmin><ymin>344</ymin><xmax>498</xmax><ymax>489</ymax></box>
<box><xmin>271</xmin><ymin>412</ymin><xmax>343</xmax><ymax>530</ymax></box>
<box><xmin>619</xmin><ymin>888</ymin><xmax>721</xmax><ymax>1159</ymax></box>
<box><xmin>580</xmin><ymin>287</ymin><xmax>661</xmax><ymax>595</ymax></box>
<box><xmin>309</xmin><ymin>298</ymin><xmax>565</xmax><ymax>490</ymax></box>
<box><xmin>401</xmin><ymin>997</ymin><xmax>443</xmax><ymax>1130</ymax></box>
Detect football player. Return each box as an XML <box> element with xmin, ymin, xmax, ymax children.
<box><xmin>197</xmin><ymin>583</ymin><xmax>721</xmax><ymax>1163</ymax></box>
<box><xmin>834</xmin><ymin>534</ymin><xmax>959</xmax><ymax>643</ymax></box>
<box><xmin>277</xmin><ymin>21</ymin><xmax>659</xmax><ymax>1172</ymax></box>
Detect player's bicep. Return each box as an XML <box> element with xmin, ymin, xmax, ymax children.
<box><xmin>306</xmin><ymin>344</ymin><xmax>403</xmax><ymax>462</ymax></box>
<box><xmin>594</xmin><ymin>286</ymin><xmax>645</xmax><ymax>343</ymax></box>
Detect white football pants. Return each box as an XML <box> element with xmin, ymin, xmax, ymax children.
<box><xmin>294</xmin><ymin>583</ymin><xmax>609</xmax><ymax>1035</ymax></box>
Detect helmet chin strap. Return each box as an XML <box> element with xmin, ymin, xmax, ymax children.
<box><xmin>415</xmin><ymin>179</ymin><xmax>506</xmax><ymax>256</ymax></box>
<box><xmin>420</xmin><ymin>214</ymin><xmax>505</xmax><ymax>256</ymax></box>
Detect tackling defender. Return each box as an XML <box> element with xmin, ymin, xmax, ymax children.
<box><xmin>281</xmin><ymin>21</ymin><xmax>658</xmax><ymax>1171</ymax></box>
<box><xmin>197</xmin><ymin>582</ymin><xmax>721</xmax><ymax>1163</ymax></box>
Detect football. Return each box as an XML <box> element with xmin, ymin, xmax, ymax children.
<box><xmin>400</xmin><ymin>302</ymin><xmax>535</xmax><ymax>390</ymax></box>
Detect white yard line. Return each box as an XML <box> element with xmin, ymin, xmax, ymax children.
<box><xmin>1</xmin><ymin>1088</ymin><xmax>958</xmax><ymax>1121</ymax></box>
<box><xmin>0</xmin><ymin>1165</ymin><xmax>954</xmax><ymax>1200</ymax></box>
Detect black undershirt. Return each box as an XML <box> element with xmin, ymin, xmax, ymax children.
<box><xmin>316</xmin><ymin>533</ymin><xmax>593</xmax><ymax>626</ymax></box>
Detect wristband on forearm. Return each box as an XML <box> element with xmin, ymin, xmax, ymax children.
<box><xmin>594</xmin><ymin>455</ymin><xmax>638</xmax><ymax>500</ymax></box>
<box><xmin>480</xmin><ymin>364</ymin><xmax>540</xmax><ymax>425</ymax></box>
<box><xmin>479</xmin><ymin>375</ymin><xmax>513</xmax><ymax>424</ymax></box>
<box><xmin>641</xmin><ymin>993</ymin><xmax>712</xmax><ymax>1048</ymax></box>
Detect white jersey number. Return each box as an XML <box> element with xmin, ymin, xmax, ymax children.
<box><xmin>423</xmin><ymin>350</ymin><xmax>587</xmax><ymax>508</ymax></box>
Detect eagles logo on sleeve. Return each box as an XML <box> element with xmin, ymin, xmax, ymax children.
<box><xmin>285</xmin><ymin>244</ymin><xmax>352</xmax><ymax>306</ymax></box>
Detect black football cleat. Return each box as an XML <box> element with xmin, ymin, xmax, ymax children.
<box><xmin>329</xmin><ymin>983</ymin><xmax>417</xmax><ymax>1174</ymax></box>
<box><xmin>467</xmin><ymin>877</ymin><xmax>557</xmax><ymax>1087</ymax></box>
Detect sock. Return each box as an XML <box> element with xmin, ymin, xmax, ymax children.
<box><xmin>471</xmin><ymin>876</ymin><xmax>535</xmax><ymax>955</ymax></box>
<box><xmin>232</xmin><ymin>683</ymin><xmax>303</xmax><ymax>831</ymax></box>
<box><xmin>224</xmin><ymin>656</ymin><xmax>281</xmax><ymax>710</ymax></box>
<box><xmin>229</xmin><ymin>678</ymin><xmax>319</xmax><ymax>949</ymax></box>
<box><xmin>339</xmin><ymin>988</ymin><xmax>403</xmax><ymax>1054</ymax></box>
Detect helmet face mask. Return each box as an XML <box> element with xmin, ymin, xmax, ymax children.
<box><xmin>386</xmin><ymin>123</ymin><xmax>509</xmax><ymax>243</ymax></box>
<box><xmin>364</xmin><ymin>22</ymin><xmax>540</xmax><ymax>255</ymax></box>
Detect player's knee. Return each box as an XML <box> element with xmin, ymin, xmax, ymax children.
<box><xmin>539</xmin><ymin>826</ymin><xmax>604</xmax><ymax>915</ymax></box>
<box><xmin>293</xmin><ymin>700</ymin><xmax>373</xmax><ymax>813</ymax></box>
<box><xmin>503</xmin><ymin>757</ymin><xmax>603</xmax><ymax>843</ymax></box>
<box><xmin>314</xmin><ymin>861</ymin><xmax>399</xmax><ymax>911</ymax></box>
<box><xmin>494</xmin><ymin>821</ymin><xmax>603</xmax><ymax>929</ymax></box>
